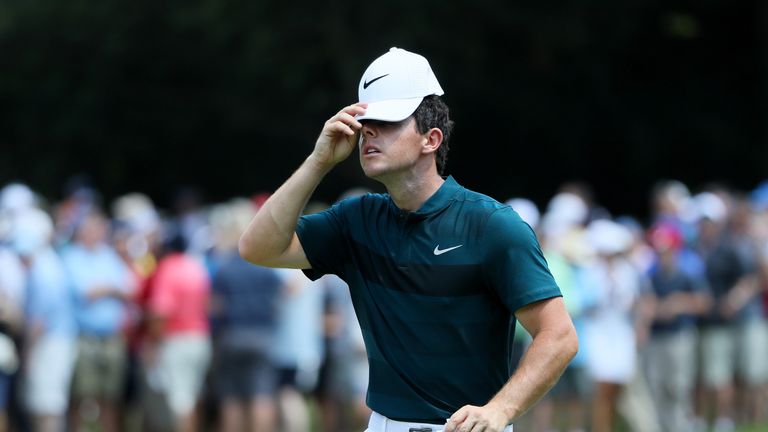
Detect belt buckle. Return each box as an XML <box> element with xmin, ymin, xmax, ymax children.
<box><xmin>409</xmin><ymin>429</ymin><xmax>433</xmax><ymax>432</ymax></box>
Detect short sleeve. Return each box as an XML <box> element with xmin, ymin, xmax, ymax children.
<box><xmin>296</xmin><ymin>202</ymin><xmax>349</xmax><ymax>280</ymax></box>
<box><xmin>148</xmin><ymin>261</ymin><xmax>176</xmax><ymax>317</ymax></box>
<box><xmin>482</xmin><ymin>207</ymin><xmax>561</xmax><ymax>313</ymax></box>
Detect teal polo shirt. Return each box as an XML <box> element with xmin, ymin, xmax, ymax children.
<box><xmin>297</xmin><ymin>176</ymin><xmax>561</xmax><ymax>423</ymax></box>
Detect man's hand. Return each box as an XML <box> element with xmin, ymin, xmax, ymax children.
<box><xmin>309</xmin><ymin>103</ymin><xmax>367</xmax><ymax>169</ymax></box>
<box><xmin>445</xmin><ymin>298</ymin><xmax>577</xmax><ymax>432</ymax></box>
<box><xmin>86</xmin><ymin>285</ymin><xmax>129</xmax><ymax>302</ymax></box>
<box><xmin>444</xmin><ymin>402</ymin><xmax>509</xmax><ymax>432</ymax></box>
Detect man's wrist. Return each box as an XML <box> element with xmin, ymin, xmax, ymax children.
<box><xmin>486</xmin><ymin>399</ymin><xmax>518</xmax><ymax>424</ymax></box>
<box><xmin>304</xmin><ymin>154</ymin><xmax>335</xmax><ymax>176</ymax></box>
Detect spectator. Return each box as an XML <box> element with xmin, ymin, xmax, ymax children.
<box><xmin>61</xmin><ymin>209</ymin><xmax>133</xmax><ymax>432</ymax></box>
<box><xmin>643</xmin><ymin>222</ymin><xmax>710</xmax><ymax>432</ymax></box>
<box><xmin>535</xmin><ymin>241</ymin><xmax>594</xmax><ymax>432</ymax></box>
<box><xmin>111</xmin><ymin>192</ymin><xmax>162</xmax><ymax>282</ymax></box>
<box><xmin>581</xmin><ymin>219</ymin><xmax>644</xmax><ymax>432</ymax></box>
<box><xmin>111</xmin><ymin>193</ymin><xmax>162</xmax><ymax>431</ymax></box>
<box><xmin>209</xmin><ymin>199</ymin><xmax>283</xmax><ymax>432</ymax></box>
<box><xmin>697</xmin><ymin>192</ymin><xmax>765</xmax><ymax>432</ymax></box>
<box><xmin>144</xmin><ymin>232</ymin><xmax>211</xmax><ymax>432</ymax></box>
<box><xmin>271</xmin><ymin>269</ymin><xmax>325</xmax><ymax>432</ymax></box>
<box><xmin>0</xmin><ymin>210</ymin><xmax>26</xmax><ymax>432</ymax></box>
<box><xmin>318</xmin><ymin>274</ymin><xmax>370</xmax><ymax>432</ymax></box>
<box><xmin>52</xmin><ymin>175</ymin><xmax>99</xmax><ymax>247</ymax></box>
<box><xmin>13</xmin><ymin>207</ymin><xmax>77</xmax><ymax>432</ymax></box>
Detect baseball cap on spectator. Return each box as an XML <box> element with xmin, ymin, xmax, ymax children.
<box><xmin>648</xmin><ymin>222</ymin><xmax>684</xmax><ymax>252</ymax></box>
<box><xmin>544</xmin><ymin>193</ymin><xmax>588</xmax><ymax>227</ymax></box>
<box><xmin>654</xmin><ymin>179</ymin><xmax>691</xmax><ymax>216</ymax></box>
<box><xmin>0</xmin><ymin>183</ymin><xmax>35</xmax><ymax>212</ymax></box>
<box><xmin>540</xmin><ymin>193</ymin><xmax>589</xmax><ymax>260</ymax></box>
<box><xmin>10</xmin><ymin>207</ymin><xmax>53</xmax><ymax>256</ymax></box>
<box><xmin>506</xmin><ymin>198</ymin><xmax>540</xmax><ymax>229</ymax></box>
<box><xmin>586</xmin><ymin>219</ymin><xmax>633</xmax><ymax>256</ymax></box>
<box><xmin>692</xmin><ymin>192</ymin><xmax>727</xmax><ymax>223</ymax></box>
<box><xmin>112</xmin><ymin>192</ymin><xmax>160</xmax><ymax>235</ymax></box>
<box><xmin>356</xmin><ymin>47</ymin><xmax>444</xmax><ymax>122</ymax></box>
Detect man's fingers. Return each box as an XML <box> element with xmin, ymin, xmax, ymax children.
<box><xmin>327</xmin><ymin>111</ymin><xmax>363</xmax><ymax>132</ymax></box>
<box><xmin>339</xmin><ymin>112</ymin><xmax>362</xmax><ymax>129</ymax></box>
<box><xmin>324</xmin><ymin>103</ymin><xmax>367</xmax><ymax>132</ymax></box>
<box><xmin>450</xmin><ymin>406</ymin><xmax>471</xmax><ymax>423</ymax></box>
<box><xmin>445</xmin><ymin>406</ymin><xmax>471</xmax><ymax>432</ymax></box>
<box><xmin>327</xmin><ymin>121</ymin><xmax>355</xmax><ymax>136</ymax></box>
<box><xmin>322</xmin><ymin>121</ymin><xmax>355</xmax><ymax>138</ymax></box>
<box><xmin>457</xmin><ymin>416</ymin><xmax>477</xmax><ymax>432</ymax></box>
<box><xmin>340</xmin><ymin>103</ymin><xmax>367</xmax><ymax>118</ymax></box>
<box><xmin>469</xmin><ymin>421</ymin><xmax>488</xmax><ymax>432</ymax></box>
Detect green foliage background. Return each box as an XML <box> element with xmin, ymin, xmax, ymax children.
<box><xmin>0</xmin><ymin>1</ymin><xmax>764</xmax><ymax>217</ymax></box>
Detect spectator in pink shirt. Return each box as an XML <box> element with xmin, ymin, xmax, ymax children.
<box><xmin>144</xmin><ymin>233</ymin><xmax>211</xmax><ymax>432</ymax></box>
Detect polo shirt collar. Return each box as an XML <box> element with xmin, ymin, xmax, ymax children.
<box><xmin>390</xmin><ymin>176</ymin><xmax>462</xmax><ymax>219</ymax></box>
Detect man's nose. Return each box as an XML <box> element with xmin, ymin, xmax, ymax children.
<box><xmin>361</xmin><ymin>123</ymin><xmax>377</xmax><ymax>137</ymax></box>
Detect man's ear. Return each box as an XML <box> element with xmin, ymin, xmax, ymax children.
<box><xmin>423</xmin><ymin>127</ymin><xmax>443</xmax><ymax>154</ymax></box>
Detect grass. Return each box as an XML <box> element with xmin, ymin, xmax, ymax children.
<box><xmin>736</xmin><ymin>425</ymin><xmax>768</xmax><ymax>432</ymax></box>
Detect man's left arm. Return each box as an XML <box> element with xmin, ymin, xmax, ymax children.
<box><xmin>445</xmin><ymin>296</ymin><xmax>578</xmax><ymax>432</ymax></box>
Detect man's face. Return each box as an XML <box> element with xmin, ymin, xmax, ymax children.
<box><xmin>76</xmin><ymin>213</ymin><xmax>109</xmax><ymax>248</ymax></box>
<box><xmin>357</xmin><ymin>117</ymin><xmax>427</xmax><ymax>180</ymax></box>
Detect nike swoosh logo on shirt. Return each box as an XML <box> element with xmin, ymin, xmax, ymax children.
<box><xmin>363</xmin><ymin>74</ymin><xmax>389</xmax><ymax>89</ymax></box>
<box><xmin>433</xmin><ymin>244</ymin><xmax>463</xmax><ymax>255</ymax></box>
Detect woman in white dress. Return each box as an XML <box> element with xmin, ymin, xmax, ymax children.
<box><xmin>581</xmin><ymin>220</ymin><xmax>644</xmax><ymax>432</ymax></box>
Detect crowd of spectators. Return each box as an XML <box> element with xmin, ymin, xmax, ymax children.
<box><xmin>0</xmin><ymin>177</ymin><xmax>767</xmax><ymax>432</ymax></box>
<box><xmin>513</xmin><ymin>180</ymin><xmax>768</xmax><ymax>432</ymax></box>
<box><xmin>0</xmin><ymin>180</ymin><xmax>368</xmax><ymax>432</ymax></box>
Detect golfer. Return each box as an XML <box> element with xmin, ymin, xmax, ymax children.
<box><xmin>240</xmin><ymin>47</ymin><xmax>578</xmax><ymax>432</ymax></box>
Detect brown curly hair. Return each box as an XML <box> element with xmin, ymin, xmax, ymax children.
<box><xmin>412</xmin><ymin>95</ymin><xmax>454</xmax><ymax>175</ymax></box>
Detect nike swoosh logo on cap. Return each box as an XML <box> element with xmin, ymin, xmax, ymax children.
<box><xmin>363</xmin><ymin>74</ymin><xmax>389</xmax><ymax>89</ymax></box>
<box><xmin>433</xmin><ymin>244</ymin><xmax>463</xmax><ymax>255</ymax></box>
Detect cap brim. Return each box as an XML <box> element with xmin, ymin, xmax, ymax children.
<box><xmin>356</xmin><ymin>97</ymin><xmax>423</xmax><ymax>122</ymax></box>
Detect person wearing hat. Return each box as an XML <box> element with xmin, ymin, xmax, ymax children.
<box><xmin>240</xmin><ymin>48</ymin><xmax>578</xmax><ymax>432</ymax></box>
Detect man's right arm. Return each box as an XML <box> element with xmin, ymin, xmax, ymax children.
<box><xmin>238</xmin><ymin>103</ymin><xmax>366</xmax><ymax>269</ymax></box>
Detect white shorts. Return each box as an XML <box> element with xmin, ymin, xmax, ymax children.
<box><xmin>23</xmin><ymin>335</ymin><xmax>76</xmax><ymax>415</ymax></box>
<box><xmin>155</xmin><ymin>334</ymin><xmax>211</xmax><ymax>417</ymax></box>
<box><xmin>365</xmin><ymin>411</ymin><xmax>513</xmax><ymax>432</ymax></box>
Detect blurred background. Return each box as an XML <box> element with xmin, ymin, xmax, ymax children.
<box><xmin>1</xmin><ymin>0</ymin><xmax>766</xmax><ymax>216</ymax></box>
<box><xmin>1</xmin><ymin>1</ymin><xmax>767</xmax><ymax>432</ymax></box>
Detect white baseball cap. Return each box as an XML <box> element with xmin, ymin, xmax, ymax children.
<box><xmin>586</xmin><ymin>219</ymin><xmax>633</xmax><ymax>256</ymax></box>
<box><xmin>357</xmin><ymin>47</ymin><xmax>444</xmax><ymax>122</ymax></box>
<box><xmin>10</xmin><ymin>207</ymin><xmax>53</xmax><ymax>256</ymax></box>
<box><xmin>505</xmin><ymin>198</ymin><xmax>540</xmax><ymax>229</ymax></box>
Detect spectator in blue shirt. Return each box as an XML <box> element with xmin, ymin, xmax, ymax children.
<box><xmin>60</xmin><ymin>209</ymin><xmax>133</xmax><ymax>432</ymax></box>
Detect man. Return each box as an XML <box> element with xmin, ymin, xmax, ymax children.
<box><xmin>240</xmin><ymin>47</ymin><xmax>578</xmax><ymax>432</ymax></box>
<box><xmin>210</xmin><ymin>200</ymin><xmax>284</xmax><ymax>432</ymax></box>
<box><xmin>61</xmin><ymin>209</ymin><xmax>133</xmax><ymax>432</ymax></box>
<box><xmin>643</xmin><ymin>222</ymin><xmax>710</xmax><ymax>432</ymax></box>
<box><xmin>13</xmin><ymin>207</ymin><xmax>77</xmax><ymax>432</ymax></box>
